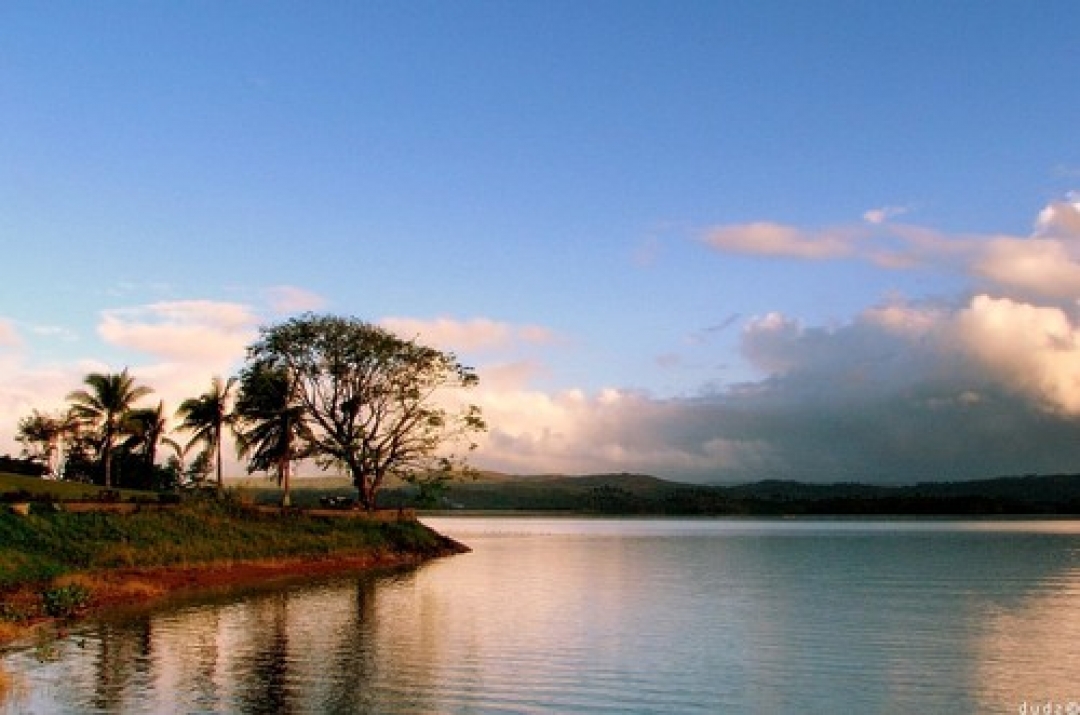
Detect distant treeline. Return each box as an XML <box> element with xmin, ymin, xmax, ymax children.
<box><xmin>383</xmin><ymin>472</ymin><xmax>1080</xmax><ymax>516</ymax></box>
<box><xmin>0</xmin><ymin>455</ymin><xmax>46</xmax><ymax>478</ymax></box>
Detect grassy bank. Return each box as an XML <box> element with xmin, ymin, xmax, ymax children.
<box><xmin>0</xmin><ymin>472</ymin><xmax>150</xmax><ymax>504</ymax></box>
<box><xmin>0</xmin><ymin>490</ymin><xmax>465</xmax><ymax>643</ymax></box>
<box><xmin>2</xmin><ymin>499</ymin><xmax>454</xmax><ymax>587</ymax></box>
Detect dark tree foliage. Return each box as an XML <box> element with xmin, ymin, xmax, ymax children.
<box><xmin>245</xmin><ymin>314</ymin><xmax>485</xmax><ymax>510</ymax></box>
<box><xmin>67</xmin><ymin>369</ymin><xmax>153</xmax><ymax>488</ymax></box>
<box><xmin>235</xmin><ymin>363</ymin><xmax>311</xmax><ymax>506</ymax></box>
<box><xmin>175</xmin><ymin>377</ymin><xmax>237</xmax><ymax>496</ymax></box>
<box><xmin>0</xmin><ymin>454</ymin><xmax>47</xmax><ymax>477</ymax></box>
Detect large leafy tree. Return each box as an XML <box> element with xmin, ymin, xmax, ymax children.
<box><xmin>176</xmin><ymin>377</ymin><xmax>237</xmax><ymax>496</ymax></box>
<box><xmin>235</xmin><ymin>363</ymin><xmax>310</xmax><ymax>506</ymax></box>
<box><xmin>67</xmin><ymin>369</ymin><xmax>153</xmax><ymax>487</ymax></box>
<box><xmin>245</xmin><ymin>314</ymin><xmax>485</xmax><ymax>511</ymax></box>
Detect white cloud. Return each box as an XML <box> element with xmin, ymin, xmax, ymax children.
<box><xmin>265</xmin><ymin>285</ymin><xmax>328</xmax><ymax>315</ymax></box>
<box><xmin>380</xmin><ymin>316</ymin><xmax>559</xmax><ymax>354</ymax></box>
<box><xmin>469</xmin><ymin>290</ymin><xmax>1080</xmax><ymax>483</ymax></box>
<box><xmin>702</xmin><ymin>198</ymin><xmax>1080</xmax><ymax>303</ymax></box>
<box><xmin>0</xmin><ymin>300</ymin><xmax>263</xmax><ymax>457</ymax></box>
<box><xmin>954</xmin><ymin>295</ymin><xmax>1080</xmax><ymax>413</ymax></box>
<box><xmin>973</xmin><ymin>237</ymin><xmax>1080</xmax><ymax>302</ymax></box>
<box><xmin>98</xmin><ymin>300</ymin><xmax>258</xmax><ymax>363</ymax></box>
<box><xmin>1034</xmin><ymin>196</ymin><xmax>1080</xmax><ymax>238</ymax></box>
<box><xmin>404</xmin><ymin>201</ymin><xmax>1080</xmax><ymax>482</ymax></box>
<box><xmin>0</xmin><ymin>356</ymin><xmax>108</xmax><ymax>456</ymax></box>
<box><xmin>863</xmin><ymin>205</ymin><xmax>910</xmax><ymax>225</ymax></box>
<box><xmin>702</xmin><ymin>222</ymin><xmax>860</xmax><ymax>260</ymax></box>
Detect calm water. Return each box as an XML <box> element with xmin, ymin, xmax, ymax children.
<box><xmin>4</xmin><ymin>518</ymin><xmax>1080</xmax><ymax>713</ymax></box>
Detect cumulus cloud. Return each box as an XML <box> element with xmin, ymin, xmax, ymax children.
<box><xmin>0</xmin><ymin>300</ymin><xmax>264</xmax><ymax>456</ymax></box>
<box><xmin>954</xmin><ymin>295</ymin><xmax>1080</xmax><ymax>413</ymax></box>
<box><xmin>1034</xmin><ymin>196</ymin><xmax>1080</xmax><ymax>238</ymax></box>
<box><xmin>702</xmin><ymin>198</ymin><xmax>1080</xmax><ymax>304</ymax></box>
<box><xmin>98</xmin><ymin>300</ymin><xmax>259</xmax><ymax>363</ymax></box>
<box><xmin>702</xmin><ymin>222</ymin><xmax>861</xmax><ymax>260</ymax></box>
<box><xmin>470</xmin><ymin>197</ymin><xmax>1080</xmax><ymax>483</ymax></box>
<box><xmin>265</xmin><ymin>285</ymin><xmax>327</xmax><ymax>315</ymax></box>
<box><xmin>470</xmin><ymin>292</ymin><xmax>1080</xmax><ymax>483</ymax></box>
<box><xmin>380</xmin><ymin>316</ymin><xmax>560</xmax><ymax>354</ymax></box>
<box><xmin>973</xmin><ymin>236</ymin><xmax>1080</xmax><ymax>301</ymax></box>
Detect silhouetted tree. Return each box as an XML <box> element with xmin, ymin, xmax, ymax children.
<box><xmin>67</xmin><ymin>369</ymin><xmax>153</xmax><ymax>487</ymax></box>
<box><xmin>176</xmin><ymin>377</ymin><xmax>237</xmax><ymax>496</ymax></box>
<box><xmin>235</xmin><ymin>363</ymin><xmax>310</xmax><ymax>507</ymax></box>
<box><xmin>244</xmin><ymin>314</ymin><xmax>485</xmax><ymax>510</ymax></box>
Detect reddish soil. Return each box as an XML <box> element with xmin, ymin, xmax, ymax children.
<box><xmin>0</xmin><ymin>545</ymin><xmax>465</xmax><ymax>646</ymax></box>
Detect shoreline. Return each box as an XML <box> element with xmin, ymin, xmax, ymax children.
<box><xmin>1</xmin><ymin>537</ymin><xmax>469</xmax><ymax>649</ymax></box>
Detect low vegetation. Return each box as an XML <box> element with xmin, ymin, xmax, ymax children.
<box><xmin>0</xmin><ymin>494</ymin><xmax>447</xmax><ymax>591</ymax></box>
<box><xmin>0</xmin><ymin>472</ymin><xmax>148</xmax><ymax>504</ymax></box>
<box><xmin>0</xmin><ymin>473</ymin><xmax>462</xmax><ymax>639</ymax></box>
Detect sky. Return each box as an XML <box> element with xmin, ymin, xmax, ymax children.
<box><xmin>2</xmin><ymin>1</ymin><xmax>1080</xmax><ymax>484</ymax></box>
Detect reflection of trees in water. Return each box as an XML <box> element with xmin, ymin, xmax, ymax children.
<box><xmin>234</xmin><ymin>592</ymin><xmax>295</xmax><ymax>714</ymax></box>
<box><xmin>13</xmin><ymin>566</ymin><xmax>441</xmax><ymax>712</ymax></box>
<box><xmin>320</xmin><ymin>568</ymin><xmax>438</xmax><ymax>713</ymax></box>
<box><xmin>322</xmin><ymin>576</ymin><xmax>380</xmax><ymax>713</ymax></box>
<box><xmin>185</xmin><ymin>610</ymin><xmax>222</xmax><ymax>711</ymax></box>
<box><xmin>89</xmin><ymin>615</ymin><xmax>153</xmax><ymax>711</ymax></box>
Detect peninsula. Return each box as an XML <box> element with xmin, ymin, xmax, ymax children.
<box><xmin>0</xmin><ymin>474</ymin><xmax>466</xmax><ymax>645</ymax></box>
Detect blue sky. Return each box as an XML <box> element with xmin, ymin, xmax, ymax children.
<box><xmin>3</xmin><ymin>2</ymin><xmax>1080</xmax><ymax>482</ymax></box>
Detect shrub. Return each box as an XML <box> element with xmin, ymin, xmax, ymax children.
<box><xmin>41</xmin><ymin>583</ymin><xmax>91</xmax><ymax>618</ymax></box>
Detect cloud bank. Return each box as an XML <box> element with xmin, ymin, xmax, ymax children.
<box><xmin>6</xmin><ymin>199</ymin><xmax>1080</xmax><ymax>486</ymax></box>
<box><xmin>471</xmin><ymin>197</ymin><xmax>1080</xmax><ymax>483</ymax></box>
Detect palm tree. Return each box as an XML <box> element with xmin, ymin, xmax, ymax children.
<box><xmin>123</xmin><ymin>401</ymin><xmax>168</xmax><ymax>469</ymax></box>
<box><xmin>176</xmin><ymin>377</ymin><xmax>237</xmax><ymax>496</ymax></box>
<box><xmin>67</xmin><ymin>369</ymin><xmax>153</xmax><ymax>487</ymax></box>
<box><xmin>161</xmin><ymin>436</ymin><xmax>190</xmax><ymax>479</ymax></box>
<box><xmin>235</xmin><ymin>364</ymin><xmax>310</xmax><ymax>506</ymax></box>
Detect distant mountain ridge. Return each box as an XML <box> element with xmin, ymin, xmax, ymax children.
<box><xmin>400</xmin><ymin>471</ymin><xmax>1080</xmax><ymax>515</ymax></box>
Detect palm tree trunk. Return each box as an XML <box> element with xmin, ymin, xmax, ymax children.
<box><xmin>215</xmin><ymin>427</ymin><xmax>224</xmax><ymax>496</ymax></box>
<box><xmin>102</xmin><ymin>427</ymin><xmax>114</xmax><ymax>488</ymax></box>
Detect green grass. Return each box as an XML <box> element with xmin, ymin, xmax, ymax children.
<box><xmin>0</xmin><ymin>497</ymin><xmax>451</xmax><ymax>590</ymax></box>
<box><xmin>0</xmin><ymin>472</ymin><xmax>151</xmax><ymax>502</ymax></box>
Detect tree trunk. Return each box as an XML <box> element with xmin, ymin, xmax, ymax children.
<box><xmin>280</xmin><ymin>458</ymin><xmax>291</xmax><ymax>508</ymax></box>
<box><xmin>215</xmin><ymin>428</ymin><xmax>224</xmax><ymax>497</ymax></box>
<box><xmin>354</xmin><ymin>472</ymin><xmax>376</xmax><ymax>512</ymax></box>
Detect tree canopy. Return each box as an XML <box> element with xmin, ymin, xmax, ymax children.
<box><xmin>66</xmin><ymin>369</ymin><xmax>153</xmax><ymax>487</ymax></box>
<box><xmin>234</xmin><ymin>362</ymin><xmax>310</xmax><ymax>506</ymax></box>
<box><xmin>244</xmin><ymin>314</ymin><xmax>485</xmax><ymax>510</ymax></box>
<box><xmin>175</xmin><ymin>377</ymin><xmax>237</xmax><ymax>496</ymax></box>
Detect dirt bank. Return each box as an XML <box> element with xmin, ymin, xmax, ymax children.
<box><xmin>0</xmin><ymin>537</ymin><xmax>469</xmax><ymax>647</ymax></box>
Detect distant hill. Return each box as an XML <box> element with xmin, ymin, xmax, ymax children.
<box><xmin>387</xmin><ymin>471</ymin><xmax>1080</xmax><ymax>516</ymax></box>
<box><xmin>11</xmin><ymin>467</ymin><xmax>1080</xmax><ymax>515</ymax></box>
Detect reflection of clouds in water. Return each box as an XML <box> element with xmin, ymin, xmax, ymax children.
<box><xmin>973</xmin><ymin>566</ymin><xmax>1080</xmax><ymax>709</ymax></box>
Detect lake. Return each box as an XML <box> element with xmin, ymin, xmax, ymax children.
<box><xmin>4</xmin><ymin>517</ymin><xmax>1080</xmax><ymax>713</ymax></box>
